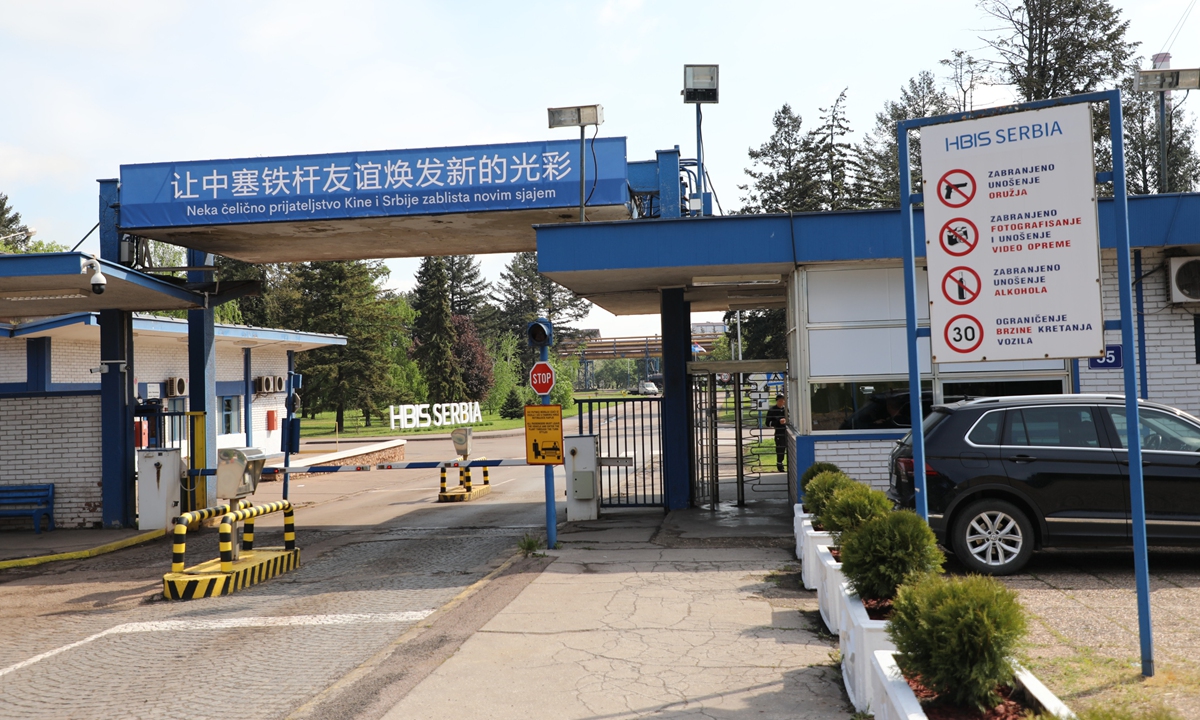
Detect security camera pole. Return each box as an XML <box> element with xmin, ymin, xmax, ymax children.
<box><xmin>526</xmin><ymin>318</ymin><xmax>558</xmax><ymax>548</ymax></box>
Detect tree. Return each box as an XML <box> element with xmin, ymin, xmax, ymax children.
<box><xmin>1120</xmin><ymin>73</ymin><xmax>1200</xmax><ymax>195</ymax></box>
<box><xmin>411</xmin><ymin>257</ymin><xmax>468</xmax><ymax>403</ymax></box>
<box><xmin>979</xmin><ymin>0</ymin><xmax>1137</xmax><ymax>102</ymax></box>
<box><xmin>0</xmin><ymin>193</ymin><xmax>33</xmax><ymax>252</ymax></box>
<box><xmin>851</xmin><ymin>72</ymin><xmax>954</xmax><ymax>208</ymax></box>
<box><xmin>444</xmin><ymin>255</ymin><xmax>491</xmax><ymax>317</ymax></box>
<box><xmin>499</xmin><ymin>387</ymin><xmax>526</xmax><ymax>419</ymax></box>
<box><xmin>813</xmin><ymin>90</ymin><xmax>856</xmax><ymax>210</ymax></box>
<box><xmin>482</xmin><ymin>333</ymin><xmax>521</xmax><ymax>414</ymax></box>
<box><xmin>496</xmin><ymin>251</ymin><xmax>591</xmax><ymax>341</ymax></box>
<box><xmin>723</xmin><ymin>309</ymin><xmax>787</xmax><ymax>360</ymax></box>
<box><xmin>290</xmin><ymin>260</ymin><xmax>394</xmax><ymax>432</ymax></box>
<box><xmin>382</xmin><ymin>293</ymin><xmax>426</xmax><ymax>405</ymax></box>
<box><xmin>452</xmin><ymin>315</ymin><xmax>493</xmax><ymax>402</ymax></box>
<box><xmin>941</xmin><ymin>49</ymin><xmax>989</xmax><ymax>113</ymax></box>
<box><xmin>738</xmin><ymin>104</ymin><xmax>824</xmax><ymax>213</ymax></box>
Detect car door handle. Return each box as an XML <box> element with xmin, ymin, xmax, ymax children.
<box><xmin>1007</xmin><ymin>455</ymin><xmax>1037</xmax><ymax>463</ymax></box>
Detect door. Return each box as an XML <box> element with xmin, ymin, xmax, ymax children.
<box><xmin>1104</xmin><ymin>407</ymin><xmax>1200</xmax><ymax>542</ymax></box>
<box><xmin>1001</xmin><ymin>405</ymin><xmax>1127</xmax><ymax>542</ymax></box>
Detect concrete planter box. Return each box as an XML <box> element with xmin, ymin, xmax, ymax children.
<box><xmin>815</xmin><ymin>543</ymin><xmax>844</xmax><ymax>633</ymax></box>
<box><xmin>868</xmin><ymin>650</ymin><xmax>1075</xmax><ymax>720</ymax></box>
<box><xmin>800</xmin><ymin>517</ymin><xmax>834</xmax><ymax>591</ymax></box>
<box><xmin>838</xmin><ymin>584</ymin><xmax>894</xmax><ymax>713</ymax></box>
<box><xmin>794</xmin><ymin>504</ymin><xmax>806</xmax><ymax>559</ymax></box>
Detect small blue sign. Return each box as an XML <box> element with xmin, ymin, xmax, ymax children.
<box><xmin>118</xmin><ymin>138</ymin><xmax>628</xmax><ymax>229</ymax></box>
<box><xmin>1088</xmin><ymin>344</ymin><xmax>1123</xmax><ymax>369</ymax></box>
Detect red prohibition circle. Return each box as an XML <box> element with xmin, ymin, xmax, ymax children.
<box><xmin>938</xmin><ymin>218</ymin><xmax>979</xmax><ymax>257</ymax></box>
<box><xmin>937</xmin><ymin>169</ymin><xmax>976</xmax><ymax>208</ymax></box>
<box><xmin>944</xmin><ymin>314</ymin><xmax>984</xmax><ymax>353</ymax></box>
<box><xmin>942</xmin><ymin>266</ymin><xmax>981</xmax><ymax>306</ymax></box>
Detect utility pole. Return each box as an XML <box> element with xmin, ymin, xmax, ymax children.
<box><xmin>1153</xmin><ymin>53</ymin><xmax>1172</xmax><ymax>193</ymax></box>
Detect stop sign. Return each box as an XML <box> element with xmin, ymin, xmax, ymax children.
<box><xmin>529</xmin><ymin>361</ymin><xmax>556</xmax><ymax>395</ymax></box>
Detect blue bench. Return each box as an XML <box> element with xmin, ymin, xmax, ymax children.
<box><xmin>0</xmin><ymin>484</ymin><xmax>55</xmax><ymax>534</ymax></box>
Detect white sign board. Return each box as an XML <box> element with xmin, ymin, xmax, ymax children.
<box><xmin>921</xmin><ymin>104</ymin><xmax>1104</xmax><ymax>363</ymax></box>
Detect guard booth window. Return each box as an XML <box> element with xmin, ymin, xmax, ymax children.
<box><xmin>220</xmin><ymin>396</ymin><xmax>242</xmax><ymax>435</ymax></box>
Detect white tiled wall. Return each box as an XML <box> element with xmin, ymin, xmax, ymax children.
<box><xmin>814</xmin><ymin>440</ymin><xmax>896</xmax><ymax>490</ymax></box>
<box><xmin>1078</xmin><ymin>247</ymin><xmax>1200</xmax><ymax>416</ymax></box>
<box><xmin>0</xmin><ymin>338</ymin><xmax>25</xmax><ymax>383</ymax></box>
<box><xmin>50</xmin><ymin>339</ymin><xmax>100</xmax><ymax>384</ymax></box>
<box><xmin>0</xmin><ymin>395</ymin><xmax>102</xmax><ymax>527</ymax></box>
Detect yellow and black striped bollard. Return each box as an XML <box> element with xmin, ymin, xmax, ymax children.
<box><xmin>464</xmin><ymin>466</ymin><xmax>472</xmax><ymax>492</ymax></box>
<box><xmin>219</xmin><ymin>519</ymin><xmax>234</xmax><ymax>573</ymax></box>
<box><xmin>483</xmin><ymin>465</ymin><xmax>490</xmax><ymax>486</ymax></box>
<box><xmin>283</xmin><ymin>504</ymin><xmax>295</xmax><ymax>550</ymax></box>
<box><xmin>440</xmin><ymin>466</ymin><xmax>447</xmax><ymax>494</ymax></box>
<box><xmin>171</xmin><ymin>522</ymin><xmax>188</xmax><ymax>573</ymax></box>
<box><xmin>243</xmin><ymin>517</ymin><xmax>255</xmax><ymax>550</ymax></box>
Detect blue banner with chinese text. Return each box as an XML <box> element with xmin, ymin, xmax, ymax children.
<box><xmin>119</xmin><ymin>137</ymin><xmax>627</xmax><ymax>229</ymax></box>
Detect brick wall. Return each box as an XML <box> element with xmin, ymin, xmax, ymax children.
<box><xmin>814</xmin><ymin>440</ymin><xmax>896</xmax><ymax>490</ymax></box>
<box><xmin>0</xmin><ymin>395</ymin><xmax>102</xmax><ymax>528</ymax></box>
<box><xmin>1078</xmin><ymin>247</ymin><xmax>1200</xmax><ymax>415</ymax></box>
<box><xmin>50</xmin><ymin>339</ymin><xmax>100</xmax><ymax>384</ymax></box>
<box><xmin>0</xmin><ymin>338</ymin><xmax>25</xmax><ymax>383</ymax></box>
<box><xmin>133</xmin><ymin>338</ymin><xmax>189</xmax><ymax>384</ymax></box>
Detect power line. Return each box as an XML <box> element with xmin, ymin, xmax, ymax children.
<box><xmin>1161</xmin><ymin>0</ymin><xmax>1197</xmax><ymax>55</ymax></box>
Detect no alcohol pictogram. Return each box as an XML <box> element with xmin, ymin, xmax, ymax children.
<box><xmin>937</xmin><ymin>169</ymin><xmax>976</xmax><ymax>208</ymax></box>
<box><xmin>944</xmin><ymin>314</ymin><xmax>984</xmax><ymax>354</ymax></box>
<box><xmin>938</xmin><ymin>218</ymin><xmax>978</xmax><ymax>256</ymax></box>
<box><xmin>942</xmin><ymin>267</ymin><xmax>981</xmax><ymax>305</ymax></box>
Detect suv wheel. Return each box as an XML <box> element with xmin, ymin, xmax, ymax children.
<box><xmin>952</xmin><ymin>500</ymin><xmax>1034</xmax><ymax>575</ymax></box>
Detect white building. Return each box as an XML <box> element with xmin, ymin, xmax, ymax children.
<box><xmin>0</xmin><ymin>313</ymin><xmax>344</xmax><ymax>528</ymax></box>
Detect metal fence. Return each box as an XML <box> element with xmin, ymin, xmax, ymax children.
<box><xmin>577</xmin><ymin>398</ymin><xmax>663</xmax><ymax>507</ymax></box>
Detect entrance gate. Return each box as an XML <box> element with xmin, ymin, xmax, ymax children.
<box><xmin>687</xmin><ymin>361</ymin><xmax>788</xmax><ymax>509</ymax></box>
<box><xmin>577</xmin><ymin>398</ymin><xmax>664</xmax><ymax>507</ymax></box>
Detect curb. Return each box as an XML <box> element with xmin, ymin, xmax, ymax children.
<box><xmin>0</xmin><ymin>529</ymin><xmax>167</xmax><ymax>570</ymax></box>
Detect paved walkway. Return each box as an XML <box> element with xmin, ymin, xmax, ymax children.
<box><xmin>379</xmin><ymin>510</ymin><xmax>850</xmax><ymax>720</ymax></box>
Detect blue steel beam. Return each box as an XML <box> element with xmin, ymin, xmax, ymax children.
<box><xmin>536</xmin><ymin>193</ymin><xmax>1200</xmax><ymax>276</ymax></box>
<box><xmin>97</xmin><ymin>179</ymin><xmax>135</xmax><ymax>528</ymax></box>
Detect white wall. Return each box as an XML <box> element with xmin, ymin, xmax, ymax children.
<box><xmin>0</xmin><ymin>395</ymin><xmax>102</xmax><ymax>528</ymax></box>
<box><xmin>814</xmin><ymin>440</ymin><xmax>895</xmax><ymax>491</ymax></box>
<box><xmin>1078</xmin><ymin>247</ymin><xmax>1200</xmax><ymax>417</ymax></box>
<box><xmin>50</xmin><ymin>339</ymin><xmax>99</xmax><ymax>384</ymax></box>
<box><xmin>0</xmin><ymin>338</ymin><xmax>25</xmax><ymax>383</ymax></box>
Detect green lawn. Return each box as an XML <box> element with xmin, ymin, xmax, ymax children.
<box><xmin>300</xmin><ymin>403</ymin><xmax>582</xmax><ymax>438</ymax></box>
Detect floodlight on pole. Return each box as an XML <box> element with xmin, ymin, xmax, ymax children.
<box><xmin>682</xmin><ymin>64</ymin><xmax>718</xmax><ymax>217</ymax></box>
<box><xmin>1135</xmin><ymin>62</ymin><xmax>1198</xmax><ymax>194</ymax></box>
<box><xmin>547</xmin><ymin>104</ymin><xmax>604</xmax><ymax>222</ymax></box>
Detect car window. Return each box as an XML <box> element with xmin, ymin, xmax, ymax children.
<box><xmin>1108</xmin><ymin>408</ymin><xmax>1200</xmax><ymax>452</ymax></box>
<box><xmin>967</xmin><ymin>410</ymin><xmax>1003</xmax><ymax>445</ymax></box>
<box><xmin>1004</xmin><ymin>406</ymin><xmax>1100</xmax><ymax>448</ymax></box>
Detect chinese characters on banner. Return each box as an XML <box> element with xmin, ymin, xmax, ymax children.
<box><xmin>119</xmin><ymin>138</ymin><xmax>628</xmax><ymax>228</ymax></box>
<box><xmin>920</xmin><ymin>105</ymin><xmax>1104</xmax><ymax>363</ymax></box>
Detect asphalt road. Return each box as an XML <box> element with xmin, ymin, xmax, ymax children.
<box><xmin>0</xmin><ymin>433</ymin><xmax>559</xmax><ymax>720</ymax></box>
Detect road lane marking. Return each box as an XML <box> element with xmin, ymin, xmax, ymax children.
<box><xmin>0</xmin><ymin>610</ymin><xmax>434</xmax><ymax>678</ymax></box>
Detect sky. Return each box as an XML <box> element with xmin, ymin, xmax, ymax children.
<box><xmin>1</xmin><ymin>0</ymin><xmax>1195</xmax><ymax>336</ymax></box>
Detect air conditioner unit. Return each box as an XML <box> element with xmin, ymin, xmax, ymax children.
<box><xmin>253</xmin><ymin>376</ymin><xmax>270</xmax><ymax>393</ymax></box>
<box><xmin>1169</xmin><ymin>257</ymin><xmax>1200</xmax><ymax>303</ymax></box>
<box><xmin>274</xmin><ymin>376</ymin><xmax>286</xmax><ymax>393</ymax></box>
<box><xmin>165</xmin><ymin>377</ymin><xmax>187</xmax><ymax>397</ymax></box>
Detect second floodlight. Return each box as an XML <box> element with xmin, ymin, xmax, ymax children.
<box><xmin>547</xmin><ymin>105</ymin><xmax>604</xmax><ymax>128</ymax></box>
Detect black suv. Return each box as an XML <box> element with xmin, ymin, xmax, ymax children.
<box><xmin>889</xmin><ymin>394</ymin><xmax>1200</xmax><ymax>575</ymax></box>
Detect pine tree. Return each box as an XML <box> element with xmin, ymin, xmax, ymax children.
<box><xmin>813</xmin><ymin>90</ymin><xmax>855</xmax><ymax>210</ymax></box>
<box><xmin>412</xmin><ymin>257</ymin><xmax>468</xmax><ymax>403</ymax></box>
<box><xmin>738</xmin><ymin>104</ymin><xmax>823</xmax><ymax>213</ymax></box>
<box><xmin>291</xmin><ymin>260</ymin><xmax>394</xmax><ymax>432</ymax></box>
<box><xmin>0</xmin><ymin>193</ymin><xmax>32</xmax><ymax>252</ymax></box>
<box><xmin>851</xmin><ymin>72</ymin><xmax>954</xmax><ymax>208</ymax></box>
<box><xmin>497</xmin><ymin>251</ymin><xmax>591</xmax><ymax>339</ymax></box>
<box><xmin>500</xmin><ymin>386</ymin><xmax>526</xmax><ymax>420</ymax></box>
<box><xmin>444</xmin><ymin>255</ymin><xmax>491</xmax><ymax>317</ymax></box>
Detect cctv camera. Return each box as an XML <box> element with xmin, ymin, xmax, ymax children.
<box><xmin>91</xmin><ymin>271</ymin><xmax>107</xmax><ymax>295</ymax></box>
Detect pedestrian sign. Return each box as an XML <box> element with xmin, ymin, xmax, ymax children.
<box><xmin>524</xmin><ymin>405</ymin><xmax>564</xmax><ymax>465</ymax></box>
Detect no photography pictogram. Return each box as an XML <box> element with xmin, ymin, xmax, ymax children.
<box><xmin>942</xmin><ymin>267</ymin><xmax>981</xmax><ymax>306</ymax></box>
<box><xmin>937</xmin><ymin>169</ymin><xmax>976</xmax><ymax>208</ymax></box>
<box><xmin>939</xmin><ymin>218</ymin><xmax>978</xmax><ymax>256</ymax></box>
<box><xmin>944</xmin><ymin>314</ymin><xmax>984</xmax><ymax>354</ymax></box>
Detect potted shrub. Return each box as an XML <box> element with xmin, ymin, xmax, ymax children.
<box><xmin>836</xmin><ymin>510</ymin><xmax>943</xmax><ymax>711</ymax></box>
<box><xmin>798</xmin><ymin>471</ymin><xmax>854</xmax><ymax>590</ymax></box>
<box><xmin>883</xmin><ymin>572</ymin><xmax>1051</xmax><ymax>718</ymax></box>
<box><xmin>818</xmin><ymin>483</ymin><xmax>892</xmax><ymax>546</ymax></box>
<box><xmin>795</xmin><ymin>461</ymin><xmax>840</xmax><ymax>559</ymax></box>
